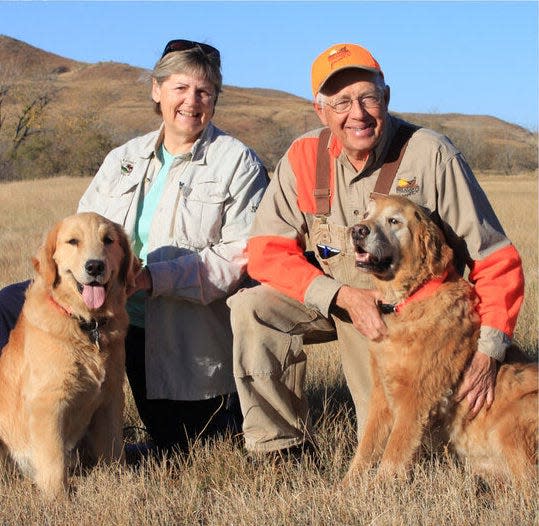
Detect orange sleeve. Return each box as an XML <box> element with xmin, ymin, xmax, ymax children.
<box><xmin>247</xmin><ymin>235</ymin><xmax>324</xmax><ymax>303</ymax></box>
<box><xmin>469</xmin><ymin>244</ymin><xmax>524</xmax><ymax>337</ymax></box>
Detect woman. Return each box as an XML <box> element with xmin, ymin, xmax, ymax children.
<box><xmin>1</xmin><ymin>39</ymin><xmax>268</xmax><ymax>457</ymax></box>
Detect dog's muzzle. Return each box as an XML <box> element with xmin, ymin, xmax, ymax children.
<box><xmin>351</xmin><ymin>223</ymin><xmax>393</xmax><ymax>274</ymax></box>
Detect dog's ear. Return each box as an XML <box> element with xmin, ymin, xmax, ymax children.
<box><xmin>33</xmin><ymin>222</ymin><xmax>60</xmax><ymax>287</ymax></box>
<box><xmin>116</xmin><ymin>223</ymin><xmax>141</xmax><ymax>289</ymax></box>
<box><xmin>413</xmin><ymin>210</ymin><xmax>453</xmax><ymax>276</ymax></box>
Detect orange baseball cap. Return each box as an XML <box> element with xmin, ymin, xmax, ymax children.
<box><xmin>311</xmin><ymin>43</ymin><xmax>383</xmax><ymax>97</ymax></box>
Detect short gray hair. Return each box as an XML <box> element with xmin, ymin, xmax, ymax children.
<box><xmin>151</xmin><ymin>47</ymin><xmax>222</xmax><ymax>115</ymax></box>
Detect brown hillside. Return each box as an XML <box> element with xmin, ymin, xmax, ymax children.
<box><xmin>398</xmin><ymin>112</ymin><xmax>536</xmax><ymax>158</ymax></box>
<box><xmin>0</xmin><ymin>35</ymin><xmax>79</xmax><ymax>78</ymax></box>
<box><xmin>0</xmin><ymin>34</ymin><xmax>536</xmax><ymax>177</ymax></box>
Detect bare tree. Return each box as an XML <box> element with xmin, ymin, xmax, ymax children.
<box><xmin>0</xmin><ymin>58</ymin><xmax>57</xmax><ymax>180</ymax></box>
<box><xmin>11</xmin><ymin>92</ymin><xmax>52</xmax><ymax>153</ymax></box>
<box><xmin>0</xmin><ymin>86</ymin><xmax>8</xmax><ymax>132</ymax></box>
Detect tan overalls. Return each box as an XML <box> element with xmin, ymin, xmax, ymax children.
<box><xmin>228</xmin><ymin>126</ymin><xmax>416</xmax><ymax>453</ymax></box>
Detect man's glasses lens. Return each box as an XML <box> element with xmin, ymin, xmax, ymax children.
<box><xmin>329</xmin><ymin>94</ymin><xmax>382</xmax><ymax>113</ymax></box>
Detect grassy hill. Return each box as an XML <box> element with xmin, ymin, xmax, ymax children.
<box><xmin>0</xmin><ymin>34</ymin><xmax>537</xmax><ymax>179</ymax></box>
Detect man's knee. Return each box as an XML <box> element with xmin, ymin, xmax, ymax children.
<box><xmin>228</xmin><ymin>284</ymin><xmax>321</xmax><ymax>335</ymax></box>
<box><xmin>227</xmin><ymin>285</ymin><xmax>263</xmax><ymax>317</ymax></box>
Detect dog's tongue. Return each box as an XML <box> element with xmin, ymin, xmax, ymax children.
<box><xmin>82</xmin><ymin>285</ymin><xmax>106</xmax><ymax>309</ymax></box>
<box><xmin>355</xmin><ymin>252</ymin><xmax>372</xmax><ymax>264</ymax></box>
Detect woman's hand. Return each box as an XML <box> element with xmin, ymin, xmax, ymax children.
<box><xmin>127</xmin><ymin>266</ymin><xmax>153</xmax><ymax>297</ymax></box>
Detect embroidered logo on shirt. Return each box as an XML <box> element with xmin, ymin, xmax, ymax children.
<box><xmin>395</xmin><ymin>177</ymin><xmax>420</xmax><ymax>196</ymax></box>
<box><xmin>121</xmin><ymin>159</ymin><xmax>134</xmax><ymax>175</ymax></box>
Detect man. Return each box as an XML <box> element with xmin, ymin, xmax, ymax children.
<box><xmin>227</xmin><ymin>43</ymin><xmax>524</xmax><ymax>460</ymax></box>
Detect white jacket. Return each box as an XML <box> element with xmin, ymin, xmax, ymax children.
<box><xmin>78</xmin><ymin>123</ymin><xmax>267</xmax><ymax>399</ymax></box>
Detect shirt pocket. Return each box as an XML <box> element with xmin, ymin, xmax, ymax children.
<box><xmin>99</xmin><ymin>176</ymin><xmax>141</xmax><ymax>224</ymax></box>
<box><xmin>311</xmin><ymin>218</ymin><xmax>373</xmax><ymax>288</ymax></box>
<box><xmin>176</xmin><ymin>180</ymin><xmax>228</xmax><ymax>249</ymax></box>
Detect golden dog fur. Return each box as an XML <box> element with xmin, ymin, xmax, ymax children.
<box><xmin>0</xmin><ymin>212</ymin><xmax>139</xmax><ymax>497</ymax></box>
<box><xmin>346</xmin><ymin>194</ymin><xmax>537</xmax><ymax>486</ymax></box>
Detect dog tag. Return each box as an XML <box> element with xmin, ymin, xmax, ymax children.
<box><xmin>81</xmin><ymin>319</ymin><xmax>100</xmax><ymax>349</ymax></box>
<box><xmin>90</xmin><ymin>327</ymin><xmax>99</xmax><ymax>347</ymax></box>
<box><xmin>90</xmin><ymin>326</ymin><xmax>100</xmax><ymax>348</ymax></box>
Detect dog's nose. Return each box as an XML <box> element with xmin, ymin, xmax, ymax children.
<box><xmin>352</xmin><ymin>224</ymin><xmax>370</xmax><ymax>241</ymax></box>
<box><xmin>85</xmin><ymin>259</ymin><xmax>105</xmax><ymax>277</ymax></box>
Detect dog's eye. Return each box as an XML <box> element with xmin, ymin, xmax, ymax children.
<box><xmin>388</xmin><ymin>217</ymin><xmax>400</xmax><ymax>225</ymax></box>
<box><xmin>67</xmin><ymin>238</ymin><xmax>79</xmax><ymax>246</ymax></box>
<box><xmin>103</xmin><ymin>236</ymin><xmax>114</xmax><ymax>246</ymax></box>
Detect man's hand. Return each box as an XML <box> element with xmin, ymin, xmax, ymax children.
<box><xmin>127</xmin><ymin>266</ymin><xmax>153</xmax><ymax>297</ymax></box>
<box><xmin>335</xmin><ymin>285</ymin><xmax>387</xmax><ymax>341</ymax></box>
<box><xmin>455</xmin><ymin>351</ymin><xmax>497</xmax><ymax>419</ymax></box>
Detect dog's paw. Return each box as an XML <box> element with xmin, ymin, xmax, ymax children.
<box><xmin>375</xmin><ymin>461</ymin><xmax>409</xmax><ymax>484</ymax></box>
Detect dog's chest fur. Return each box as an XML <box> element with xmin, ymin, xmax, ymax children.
<box><xmin>0</xmin><ymin>289</ymin><xmax>126</xmax><ymax>454</ymax></box>
<box><xmin>371</xmin><ymin>279</ymin><xmax>479</xmax><ymax>422</ymax></box>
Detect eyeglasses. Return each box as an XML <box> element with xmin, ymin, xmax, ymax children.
<box><xmin>161</xmin><ymin>39</ymin><xmax>221</xmax><ymax>65</ymax></box>
<box><xmin>325</xmin><ymin>92</ymin><xmax>384</xmax><ymax>114</ymax></box>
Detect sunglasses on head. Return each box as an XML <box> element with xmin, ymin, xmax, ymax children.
<box><xmin>161</xmin><ymin>39</ymin><xmax>221</xmax><ymax>63</ymax></box>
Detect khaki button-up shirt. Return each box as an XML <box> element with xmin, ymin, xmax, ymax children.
<box><xmin>78</xmin><ymin>123</ymin><xmax>267</xmax><ymax>399</ymax></box>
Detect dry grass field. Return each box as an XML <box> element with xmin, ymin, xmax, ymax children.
<box><xmin>0</xmin><ymin>174</ymin><xmax>537</xmax><ymax>524</ymax></box>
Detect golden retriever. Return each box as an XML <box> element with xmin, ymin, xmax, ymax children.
<box><xmin>0</xmin><ymin>212</ymin><xmax>139</xmax><ymax>497</ymax></box>
<box><xmin>345</xmin><ymin>194</ymin><xmax>537</xmax><ymax>486</ymax></box>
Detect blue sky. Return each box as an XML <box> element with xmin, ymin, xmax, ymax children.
<box><xmin>1</xmin><ymin>1</ymin><xmax>537</xmax><ymax>130</ymax></box>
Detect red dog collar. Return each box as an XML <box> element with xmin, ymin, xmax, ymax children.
<box><xmin>378</xmin><ymin>269</ymin><xmax>450</xmax><ymax>315</ymax></box>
